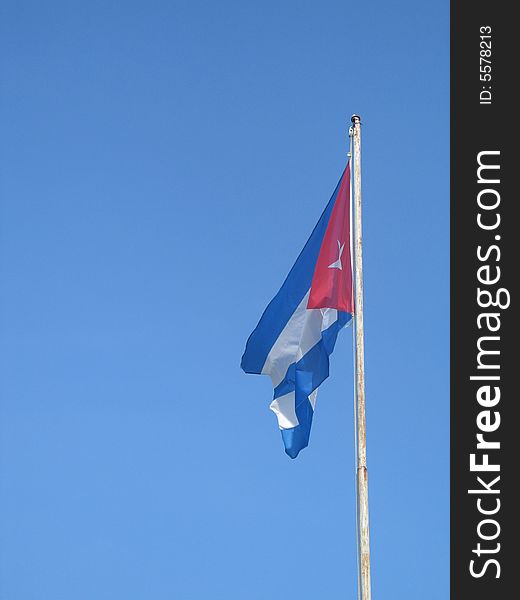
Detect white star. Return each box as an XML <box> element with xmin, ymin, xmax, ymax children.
<box><xmin>328</xmin><ymin>240</ymin><xmax>345</xmax><ymax>270</ymax></box>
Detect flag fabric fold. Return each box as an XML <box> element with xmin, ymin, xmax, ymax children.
<box><xmin>241</xmin><ymin>164</ymin><xmax>354</xmax><ymax>458</ymax></box>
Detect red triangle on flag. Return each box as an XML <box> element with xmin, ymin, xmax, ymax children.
<box><xmin>307</xmin><ymin>163</ymin><xmax>354</xmax><ymax>313</ymax></box>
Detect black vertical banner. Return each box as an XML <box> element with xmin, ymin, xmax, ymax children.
<box><xmin>451</xmin><ymin>1</ymin><xmax>517</xmax><ymax>598</ymax></box>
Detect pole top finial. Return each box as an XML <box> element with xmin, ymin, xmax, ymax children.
<box><xmin>351</xmin><ymin>114</ymin><xmax>361</xmax><ymax>124</ymax></box>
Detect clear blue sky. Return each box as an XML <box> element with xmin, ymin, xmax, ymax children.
<box><xmin>1</xmin><ymin>1</ymin><xmax>449</xmax><ymax>598</ymax></box>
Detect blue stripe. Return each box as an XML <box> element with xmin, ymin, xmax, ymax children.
<box><xmin>276</xmin><ymin>311</ymin><xmax>352</xmax><ymax>458</ymax></box>
<box><xmin>240</xmin><ymin>171</ymin><xmax>345</xmax><ymax>375</ymax></box>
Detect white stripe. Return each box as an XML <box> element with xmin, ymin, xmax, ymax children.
<box><xmin>269</xmin><ymin>389</ymin><xmax>319</xmax><ymax>430</ymax></box>
<box><xmin>270</xmin><ymin>392</ymin><xmax>298</xmax><ymax>429</ymax></box>
<box><xmin>261</xmin><ymin>291</ymin><xmax>309</xmax><ymax>387</ymax></box>
<box><xmin>262</xmin><ymin>290</ymin><xmax>338</xmax><ymax>388</ymax></box>
<box><xmin>295</xmin><ymin>307</ymin><xmax>337</xmax><ymax>363</ymax></box>
<box><xmin>308</xmin><ymin>389</ymin><xmax>318</xmax><ymax>410</ymax></box>
<box><xmin>320</xmin><ymin>307</ymin><xmax>338</xmax><ymax>333</ymax></box>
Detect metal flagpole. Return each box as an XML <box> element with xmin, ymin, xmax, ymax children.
<box><xmin>351</xmin><ymin>114</ymin><xmax>372</xmax><ymax>600</ymax></box>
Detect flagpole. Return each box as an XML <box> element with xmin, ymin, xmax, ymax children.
<box><xmin>351</xmin><ymin>114</ymin><xmax>372</xmax><ymax>600</ymax></box>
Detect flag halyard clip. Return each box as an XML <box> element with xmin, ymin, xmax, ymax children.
<box><xmin>348</xmin><ymin>126</ymin><xmax>354</xmax><ymax>157</ymax></box>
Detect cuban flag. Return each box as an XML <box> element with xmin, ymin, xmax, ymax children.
<box><xmin>241</xmin><ymin>163</ymin><xmax>354</xmax><ymax>458</ymax></box>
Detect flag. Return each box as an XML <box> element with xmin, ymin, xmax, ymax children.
<box><xmin>241</xmin><ymin>163</ymin><xmax>354</xmax><ymax>458</ymax></box>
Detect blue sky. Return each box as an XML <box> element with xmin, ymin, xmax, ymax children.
<box><xmin>1</xmin><ymin>1</ymin><xmax>449</xmax><ymax>598</ymax></box>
